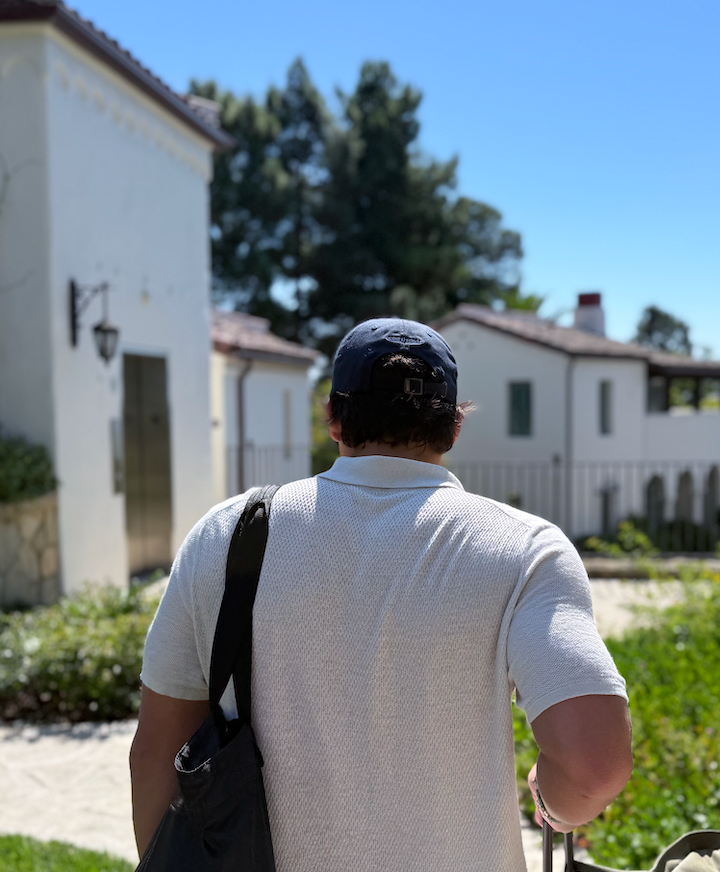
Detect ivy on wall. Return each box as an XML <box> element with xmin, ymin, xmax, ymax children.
<box><xmin>0</xmin><ymin>432</ymin><xmax>56</xmax><ymax>503</ymax></box>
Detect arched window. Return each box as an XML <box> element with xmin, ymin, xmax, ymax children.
<box><xmin>646</xmin><ymin>475</ymin><xmax>665</xmax><ymax>536</ymax></box>
<box><xmin>675</xmin><ymin>471</ymin><xmax>695</xmax><ymax>523</ymax></box>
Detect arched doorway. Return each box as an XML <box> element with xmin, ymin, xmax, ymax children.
<box><xmin>675</xmin><ymin>471</ymin><xmax>694</xmax><ymax>522</ymax></box>
<box><xmin>704</xmin><ymin>466</ymin><xmax>719</xmax><ymax>547</ymax></box>
<box><xmin>674</xmin><ymin>470</ymin><xmax>695</xmax><ymax>550</ymax></box>
<box><xmin>646</xmin><ymin>475</ymin><xmax>665</xmax><ymax>538</ymax></box>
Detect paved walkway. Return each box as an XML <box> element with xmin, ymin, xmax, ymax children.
<box><xmin>0</xmin><ymin>579</ymin><xmax>683</xmax><ymax>869</ymax></box>
<box><xmin>0</xmin><ymin>719</ymin><xmax>137</xmax><ymax>862</ymax></box>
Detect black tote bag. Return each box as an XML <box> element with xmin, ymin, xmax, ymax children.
<box><xmin>137</xmin><ymin>485</ymin><xmax>279</xmax><ymax>872</ymax></box>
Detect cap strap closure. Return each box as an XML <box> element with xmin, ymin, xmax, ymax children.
<box><xmin>404</xmin><ymin>378</ymin><xmax>448</xmax><ymax>398</ymax></box>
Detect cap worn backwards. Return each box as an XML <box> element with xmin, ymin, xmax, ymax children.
<box><xmin>331</xmin><ymin>318</ymin><xmax>458</xmax><ymax>404</ymax></box>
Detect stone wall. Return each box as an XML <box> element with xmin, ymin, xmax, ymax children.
<box><xmin>0</xmin><ymin>492</ymin><xmax>60</xmax><ymax>608</ymax></box>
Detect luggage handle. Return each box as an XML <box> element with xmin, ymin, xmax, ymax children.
<box><xmin>543</xmin><ymin>820</ymin><xmax>575</xmax><ymax>872</ymax></box>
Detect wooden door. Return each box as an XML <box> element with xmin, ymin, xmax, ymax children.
<box><xmin>123</xmin><ymin>354</ymin><xmax>172</xmax><ymax>574</ymax></box>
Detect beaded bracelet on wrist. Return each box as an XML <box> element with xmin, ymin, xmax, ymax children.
<box><xmin>532</xmin><ymin>773</ymin><xmax>561</xmax><ymax>826</ymax></box>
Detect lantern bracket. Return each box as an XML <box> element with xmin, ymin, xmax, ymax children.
<box><xmin>69</xmin><ymin>279</ymin><xmax>120</xmax><ymax>364</ymax></box>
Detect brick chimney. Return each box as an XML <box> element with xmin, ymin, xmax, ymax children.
<box><xmin>573</xmin><ymin>292</ymin><xmax>605</xmax><ymax>337</ymax></box>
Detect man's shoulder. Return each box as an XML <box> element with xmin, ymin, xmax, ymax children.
<box><xmin>182</xmin><ymin>489</ymin><xmax>276</xmax><ymax>559</ymax></box>
<box><xmin>193</xmin><ymin>492</ymin><xmax>250</xmax><ymax>535</ymax></box>
<box><xmin>191</xmin><ymin>478</ymin><xmax>319</xmax><ymax>539</ymax></box>
<box><xmin>435</xmin><ymin>487</ymin><xmax>555</xmax><ymax>534</ymax></box>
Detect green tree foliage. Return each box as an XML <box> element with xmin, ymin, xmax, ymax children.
<box><xmin>192</xmin><ymin>60</ymin><xmax>526</xmax><ymax>355</ymax></box>
<box><xmin>311</xmin><ymin>378</ymin><xmax>337</xmax><ymax>475</ymax></box>
<box><xmin>634</xmin><ymin>305</ymin><xmax>693</xmax><ymax>356</ymax></box>
<box><xmin>191</xmin><ymin>60</ymin><xmax>330</xmax><ymax>340</ymax></box>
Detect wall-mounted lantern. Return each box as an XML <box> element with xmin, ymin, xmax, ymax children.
<box><xmin>69</xmin><ymin>279</ymin><xmax>120</xmax><ymax>364</ymax></box>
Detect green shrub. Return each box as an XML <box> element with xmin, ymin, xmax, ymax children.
<box><xmin>582</xmin><ymin>516</ymin><xmax>720</xmax><ymax>556</ymax></box>
<box><xmin>581</xmin><ymin>518</ymin><xmax>658</xmax><ymax>557</ymax></box>
<box><xmin>514</xmin><ymin>581</ymin><xmax>720</xmax><ymax>869</ymax></box>
<box><xmin>0</xmin><ymin>834</ymin><xmax>133</xmax><ymax>872</ymax></box>
<box><xmin>0</xmin><ymin>432</ymin><xmax>56</xmax><ymax>503</ymax></box>
<box><xmin>0</xmin><ymin>584</ymin><xmax>158</xmax><ymax>722</ymax></box>
<box><xmin>589</xmin><ymin>584</ymin><xmax>720</xmax><ymax>867</ymax></box>
<box><xmin>652</xmin><ymin>518</ymin><xmax>719</xmax><ymax>553</ymax></box>
<box><xmin>578</xmin><ymin>517</ymin><xmax>720</xmax><ymax>557</ymax></box>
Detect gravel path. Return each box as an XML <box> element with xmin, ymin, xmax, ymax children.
<box><xmin>0</xmin><ymin>579</ymin><xmax>685</xmax><ymax>869</ymax></box>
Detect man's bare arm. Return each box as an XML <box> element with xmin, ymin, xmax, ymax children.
<box><xmin>129</xmin><ymin>684</ymin><xmax>209</xmax><ymax>858</ymax></box>
<box><xmin>529</xmin><ymin>694</ymin><xmax>632</xmax><ymax>833</ymax></box>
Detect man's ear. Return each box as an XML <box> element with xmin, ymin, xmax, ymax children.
<box><xmin>325</xmin><ymin>400</ymin><xmax>342</xmax><ymax>444</ymax></box>
<box><xmin>453</xmin><ymin>417</ymin><xmax>462</xmax><ymax>444</ymax></box>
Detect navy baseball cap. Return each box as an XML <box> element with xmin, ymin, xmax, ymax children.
<box><xmin>331</xmin><ymin>318</ymin><xmax>458</xmax><ymax>404</ymax></box>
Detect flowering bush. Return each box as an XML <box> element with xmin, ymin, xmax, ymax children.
<box><xmin>0</xmin><ymin>584</ymin><xmax>158</xmax><ymax>722</ymax></box>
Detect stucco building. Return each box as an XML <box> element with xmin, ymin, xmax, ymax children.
<box><xmin>0</xmin><ymin>2</ymin><xmax>233</xmax><ymax>595</ymax></box>
<box><xmin>210</xmin><ymin>310</ymin><xmax>318</xmax><ymax>503</ymax></box>
<box><xmin>437</xmin><ymin>295</ymin><xmax>720</xmax><ymax>545</ymax></box>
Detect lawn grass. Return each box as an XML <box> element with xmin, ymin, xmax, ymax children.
<box><xmin>0</xmin><ymin>834</ymin><xmax>134</xmax><ymax>872</ymax></box>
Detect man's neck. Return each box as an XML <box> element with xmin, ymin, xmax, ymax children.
<box><xmin>337</xmin><ymin>441</ymin><xmax>444</xmax><ymax>466</ymax></box>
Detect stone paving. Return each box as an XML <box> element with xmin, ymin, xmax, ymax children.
<box><xmin>0</xmin><ymin>578</ymin><xmax>682</xmax><ymax>869</ymax></box>
<box><xmin>0</xmin><ymin>720</ymin><xmax>137</xmax><ymax>863</ymax></box>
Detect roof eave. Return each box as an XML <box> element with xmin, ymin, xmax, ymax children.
<box><xmin>648</xmin><ymin>361</ymin><xmax>720</xmax><ymax>379</ymax></box>
<box><xmin>437</xmin><ymin>311</ymin><xmax>646</xmax><ymax>362</ymax></box>
<box><xmin>214</xmin><ymin>342</ymin><xmax>317</xmax><ymax>368</ymax></box>
<box><xmin>0</xmin><ymin>4</ymin><xmax>235</xmax><ymax>151</ymax></box>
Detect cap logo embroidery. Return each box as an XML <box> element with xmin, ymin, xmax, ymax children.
<box><xmin>386</xmin><ymin>331</ymin><xmax>423</xmax><ymax>347</ymax></box>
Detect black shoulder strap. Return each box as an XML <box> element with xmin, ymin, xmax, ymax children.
<box><xmin>209</xmin><ymin>484</ymin><xmax>280</xmax><ymax>725</ymax></box>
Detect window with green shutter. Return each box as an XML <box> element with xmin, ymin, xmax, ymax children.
<box><xmin>509</xmin><ymin>382</ymin><xmax>532</xmax><ymax>436</ymax></box>
<box><xmin>599</xmin><ymin>380</ymin><xmax>612</xmax><ymax>434</ymax></box>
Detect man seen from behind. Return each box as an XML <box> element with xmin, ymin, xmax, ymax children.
<box><xmin>131</xmin><ymin>317</ymin><xmax>632</xmax><ymax>871</ymax></box>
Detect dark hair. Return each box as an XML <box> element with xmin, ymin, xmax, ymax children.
<box><xmin>329</xmin><ymin>353</ymin><xmax>471</xmax><ymax>454</ymax></box>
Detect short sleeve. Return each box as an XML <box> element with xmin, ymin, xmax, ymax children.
<box><xmin>139</xmin><ymin>522</ymin><xmax>210</xmax><ymax>701</ymax></box>
<box><xmin>507</xmin><ymin>524</ymin><xmax>627</xmax><ymax>724</ymax></box>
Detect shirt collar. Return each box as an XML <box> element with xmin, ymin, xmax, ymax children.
<box><xmin>317</xmin><ymin>455</ymin><xmax>465</xmax><ymax>491</ymax></box>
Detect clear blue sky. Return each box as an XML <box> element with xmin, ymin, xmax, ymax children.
<box><xmin>73</xmin><ymin>0</ymin><xmax>720</xmax><ymax>357</ymax></box>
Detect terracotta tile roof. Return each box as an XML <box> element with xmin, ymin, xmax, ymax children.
<box><xmin>0</xmin><ymin>1</ymin><xmax>234</xmax><ymax>151</ymax></box>
<box><xmin>437</xmin><ymin>304</ymin><xmax>720</xmax><ymax>377</ymax></box>
<box><xmin>212</xmin><ymin>310</ymin><xmax>319</xmax><ymax>367</ymax></box>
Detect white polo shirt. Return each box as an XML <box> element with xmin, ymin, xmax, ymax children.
<box><xmin>141</xmin><ymin>455</ymin><xmax>626</xmax><ymax>872</ymax></box>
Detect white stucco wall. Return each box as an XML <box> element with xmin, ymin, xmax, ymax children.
<box><xmin>441</xmin><ymin>320</ymin><xmax>568</xmax><ymax>464</ymax></box>
<box><xmin>212</xmin><ymin>352</ymin><xmax>313</xmax><ymax>502</ymax></box>
<box><xmin>1</xmin><ymin>23</ymin><xmax>216</xmax><ymax>593</ymax></box>
<box><xmin>243</xmin><ymin>363</ymin><xmax>311</xmax><ymax>446</ymax></box>
<box><xmin>441</xmin><ymin>317</ymin><xmax>720</xmax><ymax>537</ymax></box>
<box><xmin>566</xmin><ymin>358</ymin><xmax>647</xmax><ymax>536</ymax></box>
<box><xmin>570</xmin><ymin>358</ymin><xmax>646</xmax><ymax>462</ymax></box>
<box><xmin>210</xmin><ymin>350</ymin><xmax>228</xmax><ymax>506</ymax></box>
<box><xmin>0</xmin><ymin>28</ymin><xmax>55</xmax><ymax>451</ymax></box>
<box><xmin>644</xmin><ymin>410</ymin><xmax>720</xmax><ymax>461</ymax></box>
<box><xmin>440</xmin><ymin>320</ymin><xmax>568</xmax><ymax>523</ymax></box>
